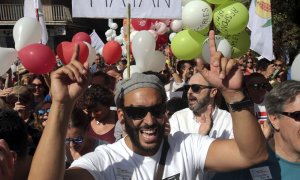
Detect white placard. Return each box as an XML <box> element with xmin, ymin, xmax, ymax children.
<box><xmin>90</xmin><ymin>30</ymin><xmax>104</xmax><ymax>53</ymax></box>
<box><xmin>72</xmin><ymin>0</ymin><xmax>182</xmax><ymax>19</ymax></box>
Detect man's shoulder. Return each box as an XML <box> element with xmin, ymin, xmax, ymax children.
<box><xmin>171</xmin><ymin>108</ymin><xmax>192</xmax><ymax>118</ymax></box>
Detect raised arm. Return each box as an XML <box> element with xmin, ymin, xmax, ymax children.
<box><xmin>201</xmin><ymin>31</ymin><xmax>268</xmax><ymax>172</ymax></box>
<box><xmin>28</xmin><ymin>45</ymin><xmax>92</xmax><ymax>180</ymax></box>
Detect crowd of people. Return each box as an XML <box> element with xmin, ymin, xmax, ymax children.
<box><xmin>0</xmin><ymin>30</ymin><xmax>299</xmax><ymax>180</ymax></box>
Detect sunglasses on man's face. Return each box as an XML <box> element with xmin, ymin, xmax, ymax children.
<box><xmin>184</xmin><ymin>84</ymin><xmax>212</xmax><ymax>93</ymax></box>
<box><xmin>37</xmin><ymin>108</ymin><xmax>50</xmax><ymax>116</ymax></box>
<box><xmin>273</xmin><ymin>64</ymin><xmax>282</xmax><ymax>68</ymax></box>
<box><xmin>123</xmin><ymin>103</ymin><xmax>166</xmax><ymax>120</ymax></box>
<box><xmin>278</xmin><ymin>111</ymin><xmax>300</xmax><ymax>121</ymax></box>
<box><xmin>65</xmin><ymin>136</ymin><xmax>84</xmax><ymax>145</ymax></box>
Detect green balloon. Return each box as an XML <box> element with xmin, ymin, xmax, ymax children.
<box><xmin>206</xmin><ymin>0</ymin><xmax>229</xmax><ymax>5</ymax></box>
<box><xmin>213</xmin><ymin>2</ymin><xmax>249</xmax><ymax>35</ymax></box>
<box><xmin>222</xmin><ymin>30</ymin><xmax>250</xmax><ymax>58</ymax></box>
<box><xmin>171</xmin><ymin>30</ymin><xmax>206</xmax><ymax>60</ymax></box>
<box><xmin>197</xmin><ymin>26</ymin><xmax>209</xmax><ymax>36</ymax></box>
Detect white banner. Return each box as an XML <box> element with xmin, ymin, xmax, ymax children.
<box><xmin>90</xmin><ymin>30</ymin><xmax>104</xmax><ymax>53</ymax></box>
<box><xmin>72</xmin><ymin>0</ymin><xmax>182</xmax><ymax>19</ymax></box>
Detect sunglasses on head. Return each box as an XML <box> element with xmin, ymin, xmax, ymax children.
<box><xmin>123</xmin><ymin>103</ymin><xmax>166</xmax><ymax>120</ymax></box>
<box><xmin>278</xmin><ymin>111</ymin><xmax>300</xmax><ymax>121</ymax></box>
<box><xmin>37</xmin><ymin>108</ymin><xmax>50</xmax><ymax>116</ymax></box>
<box><xmin>184</xmin><ymin>84</ymin><xmax>213</xmax><ymax>93</ymax></box>
<box><xmin>65</xmin><ymin>136</ymin><xmax>84</xmax><ymax>145</ymax></box>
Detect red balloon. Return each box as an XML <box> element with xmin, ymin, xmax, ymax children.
<box><xmin>72</xmin><ymin>32</ymin><xmax>92</xmax><ymax>44</ymax></box>
<box><xmin>18</xmin><ymin>44</ymin><xmax>56</xmax><ymax>74</ymax></box>
<box><xmin>102</xmin><ymin>41</ymin><xmax>122</xmax><ymax>65</ymax></box>
<box><xmin>131</xmin><ymin>19</ymin><xmax>152</xmax><ymax>31</ymax></box>
<box><xmin>56</xmin><ymin>41</ymin><xmax>89</xmax><ymax>65</ymax></box>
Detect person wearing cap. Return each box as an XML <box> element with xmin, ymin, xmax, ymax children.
<box><xmin>28</xmin><ymin>31</ymin><xmax>268</xmax><ymax>180</ymax></box>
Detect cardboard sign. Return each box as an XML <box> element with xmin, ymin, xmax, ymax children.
<box><xmin>72</xmin><ymin>0</ymin><xmax>182</xmax><ymax>19</ymax></box>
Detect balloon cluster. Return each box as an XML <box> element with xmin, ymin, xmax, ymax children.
<box><xmin>170</xmin><ymin>0</ymin><xmax>251</xmax><ymax>62</ymax></box>
<box><xmin>56</xmin><ymin>32</ymin><xmax>94</xmax><ymax>66</ymax></box>
<box><xmin>0</xmin><ymin>17</ymin><xmax>56</xmax><ymax>75</ymax></box>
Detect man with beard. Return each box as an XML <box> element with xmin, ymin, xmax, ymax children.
<box><xmin>169</xmin><ymin>73</ymin><xmax>234</xmax><ymax>139</ymax></box>
<box><xmin>29</xmin><ymin>31</ymin><xmax>268</xmax><ymax>180</ymax></box>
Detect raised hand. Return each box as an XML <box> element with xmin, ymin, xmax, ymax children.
<box><xmin>50</xmin><ymin>45</ymin><xmax>90</xmax><ymax>105</ymax></box>
<box><xmin>199</xmin><ymin>31</ymin><xmax>242</xmax><ymax>92</ymax></box>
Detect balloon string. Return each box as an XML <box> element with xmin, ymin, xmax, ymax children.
<box><xmin>16</xmin><ymin>62</ymin><xmax>20</xmax><ymax>102</ymax></box>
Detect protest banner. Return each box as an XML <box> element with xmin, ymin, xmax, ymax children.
<box><xmin>72</xmin><ymin>0</ymin><xmax>181</xmax><ymax>19</ymax></box>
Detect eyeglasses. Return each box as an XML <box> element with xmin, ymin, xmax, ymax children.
<box><xmin>278</xmin><ymin>111</ymin><xmax>300</xmax><ymax>121</ymax></box>
<box><xmin>65</xmin><ymin>136</ymin><xmax>84</xmax><ymax>145</ymax></box>
<box><xmin>248</xmin><ymin>83</ymin><xmax>271</xmax><ymax>90</ymax></box>
<box><xmin>37</xmin><ymin>108</ymin><xmax>50</xmax><ymax>116</ymax></box>
<box><xmin>274</xmin><ymin>64</ymin><xmax>282</xmax><ymax>68</ymax></box>
<box><xmin>123</xmin><ymin>103</ymin><xmax>166</xmax><ymax>120</ymax></box>
<box><xmin>184</xmin><ymin>84</ymin><xmax>213</xmax><ymax>93</ymax></box>
<box><xmin>247</xmin><ymin>61</ymin><xmax>253</xmax><ymax>64</ymax></box>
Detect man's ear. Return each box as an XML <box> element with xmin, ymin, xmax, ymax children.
<box><xmin>11</xmin><ymin>151</ymin><xmax>18</xmax><ymax>164</ymax></box>
<box><xmin>268</xmin><ymin>114</ymin><xmax>280</xmax><ymax>131</ymax></box>
<box><xmin>117</xmin><ymin>109</ymin><xmax>125</xmax><ymax>124</ymax></box>
<box><xmin>210</xmin><ymin>88</ymin><xmax>218</xmax><ymax>98</ymax></box>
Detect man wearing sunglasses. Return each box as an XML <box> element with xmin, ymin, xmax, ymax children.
<box><xmin>212</xmin><ymin>80</ymin><xmax>300</xmax><ymax>180</ymax></box>
<box><xmin>169</xmin><ymin>73</ymin><xmax>234</xmax><ymax>139</ymax></box>
<box><xmin>29</xmin><ymin>31</ymin><xmax>268</xmax><ymax>180</ymax></box>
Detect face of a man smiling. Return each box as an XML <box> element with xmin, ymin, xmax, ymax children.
<box><xmin>119</xmin><ymin>87</ymin><xmax>166</xmax><ymax>156</ymax></box>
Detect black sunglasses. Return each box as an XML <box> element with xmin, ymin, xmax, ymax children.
<box><xmin>278</xmin><ymin>111</ymin><xmax>300</xmax><ymax>121</ymax></box>
<box><xmin>123</xmin><ymin>103</ymin><xmax>166</xmax><ymax>120</ymax></box>
<box><xmin>273</xmin><ymin>64</ymin><xmax>282</xmax><ymax>67</ymax></box>
<box><xmin>184</xmin><ymin>84</ymin><xmax>213</xmax><ymax>93</ymax></box>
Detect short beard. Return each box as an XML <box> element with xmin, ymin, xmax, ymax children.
<box><xmin>189</xmin><ymin>95</ymin><xmax>211</xmax><ymax>115</ymax></box>
<box><xmin>124</xmin><ymin>120</ymin><xmax>165</xmax><ymax>154</ymax></box>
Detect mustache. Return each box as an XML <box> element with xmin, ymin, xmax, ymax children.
<box><xmin>139</xmin><ymin>124</ymin><xmax>159</xmax><ymax>131</ymax></box>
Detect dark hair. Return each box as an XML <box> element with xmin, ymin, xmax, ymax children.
<box><xmin>83</xmin><ymin>85</ymin><xmax>115</xmax><ymax>109</ymax></box>
<box><xmin>69</xmin><ymin>108</ymin><xmax>90</xmax><ymax>131</ymax></box>
<box><xmin>166</xmin><ymin>97</ymin><xmax>187</xmax><ymax>116</ymax></box>
<box><xmin>92</xmin><ymin>71</ymin><xmax>114</xmax><ymax>86</ymax></box>
<box><xmin>0</xmin><ymin>109</ymin><xmax>28</xmax><ymax>158</ymax></box>
<box><xmin>265</xmin><ymin>80</ymin><xmax>300</xmax><ymax>115</ymax></box>
<box><xmin>28</xmin><ymin>75</ymin><xmax>49</xmax><ymax>97</ymax></box>
<box><xmin>256</xmin><ymin>58</ymin><xmax>272</xmax><ymax>71</ymax></box>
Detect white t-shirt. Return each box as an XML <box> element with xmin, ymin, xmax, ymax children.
<box><xmin>70</xmin><ymin>132</ymin><xmax>215</xmax><ymax>180</ymax></box>
<box><xmin>169</xmin><ymin>107</ymin><xmax>234</xmax><ymax>139</ymax></box>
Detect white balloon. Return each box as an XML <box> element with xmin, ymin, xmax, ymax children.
<box><xmin>121</xmin><ymin>45</ymin><xmax>127</xmax><ymax>56</ymax></box>
<box><xmin>0</xmin><ymin>48</ymin><xmax>18</xmax><ymax>76</ymax></box>
<box><xmin>122</xmin><ymin>65</ymin><xmax>143</xmax><ymax>79</ymax></box>
<box><xmin>202</xmin><ymin>35</ymin><xmax>232</xmax><ymax>63</ymax></box>
<box><xmin>181</xmin><ymin>0</ymin><xmax>195</xmax><ymax>6</ymax></box>
<box><xmin>182</xmin><ymin>1</ymin><xmax>212</xmax><ymax>31</ymax></box>
<box><xmin>130</xmin><ymin>31</ymin><xmax>138</xmax><ymax>42</ymax></box>
<box><xmin>13</xmin><ymin>17</ymin><xmax>42</xmax><ymax>51</ymax></box>
<box><xmin>169</xmin><ymin>32</ymin><xmax>177</xmax><ymax>42</ymax></box>
<box><xmin>106</xmin><ymin>37</ymin><xmax>113</xmax><ymax>41</ymax></box>
<box><xmin>105</xmin><ymin>29</ymin><xmax>113</xmax><ymax>37</ymax></box>
<box><xmin>132</xmin><ymin>31</ymin><xmax>156</xmax><ymax>66</ymax></box>
<box><xmin>99</xmin><ymin>47</ymin><xmax>103</xmax><ymax>55</ymax></box>
<box><xmin>137</xmin><ymin>50</ymin><xmax>166</xmax><ymax>72</ymax></box>
<box><xmin>148</xmin><ymin>30</ymin><xmax>158</xmax><ymax>40</ymax></box>
<box><xmin>83</xmin><ymin>42</ymin><xmax>97</xmax><ymax>65</ymax></box>
<box><xmin>110</xmin><ymin>23</ymin><xmax>118</xmax><ymax>30</ymax></box>
<box><xmin>155</xmin><ymin>22</ymin><xmax>168</xmax><ymax>35</ymax></box>
<box><xmin>115</xmin><ymin>36</ymin><xmax>124</xmax><ymax>45</ymax></box>
<box><xmin>170</xmin><ymin>20</ymin><xmax>183</xmax><ymax>32</ymax></box>
<box><xmin>291</xmin><ymin>54</ymin><xmax>300</xmax><ymax>81</ymax></box>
